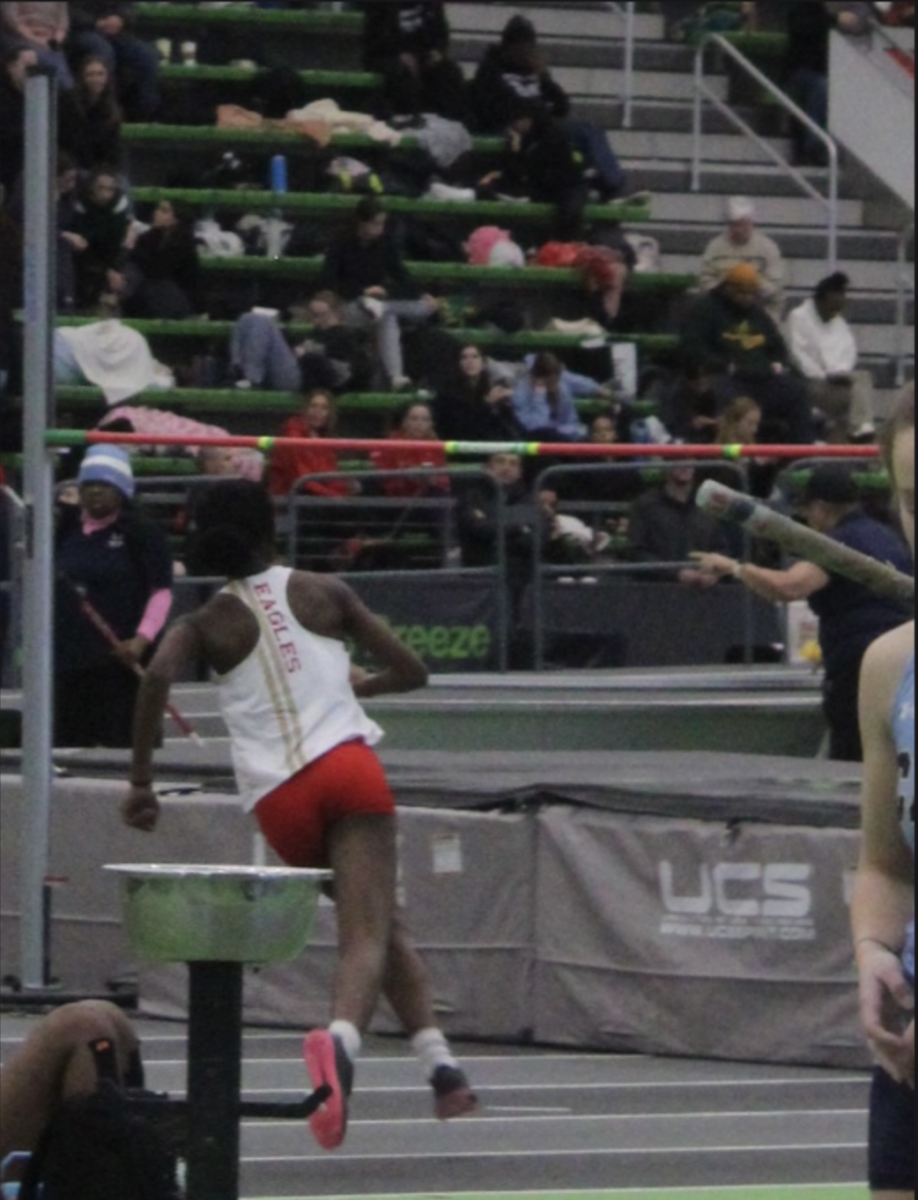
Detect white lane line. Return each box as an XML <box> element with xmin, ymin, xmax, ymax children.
<box><xmin>240</xmin><ymin>1141</ymin><xmax>865</xmax><ymax>1163</ymax></box>
<box><xmin>247</xmin><ymin>1188</ymin><xmax>865</xmax><ymax>1200</ymax></box>
<box><xmin>241</xmin><ymin>1108</ymin><xmax>866</xmax><ymax>1127</ymax></box>
<box><xmin>141</xmin><ymin>1079</ymin><xmax>869</xmax><ymax>1096</ymax></box>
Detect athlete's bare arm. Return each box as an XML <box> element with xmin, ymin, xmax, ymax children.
<box><xmin>852</xmin><ymin>621</ymin><xmax>916</xmax><ymax>1088</ymax></box>
<box><xmin>287</xmin><ymin>572</ymin><xmax>429</xmax><ymax>698</ymax></box>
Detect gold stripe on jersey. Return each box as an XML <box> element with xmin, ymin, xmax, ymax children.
<box><xmin>231</xmin><ymin>579</ymin><xmax>304</xmax><ymax>777</ymax></box>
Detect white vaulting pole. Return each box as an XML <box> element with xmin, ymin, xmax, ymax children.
<box><xmin>20</xmin><ymin>67</ymin><xmax>58</xmax><ymax>990</ymax></box>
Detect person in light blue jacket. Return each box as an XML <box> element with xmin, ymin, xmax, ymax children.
<box><xmin>512</xmin><ymin>352</ymin><xmax>612</xmax><ymax>442</ymax></box>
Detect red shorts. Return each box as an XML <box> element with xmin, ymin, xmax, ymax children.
<box><xmin>254</xmin><ymin>740</ymin><xmax>396</xmax><ymax>869</ymax></box>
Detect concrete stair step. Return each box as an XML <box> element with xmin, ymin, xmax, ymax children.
<box><xmin>851</xmin><ymin>324</ymin><xmax>916</xmax><ymax>357</ymax></box>
<box><xmin>448</xmin><ymin>4</ymin><xmax>665</xmax><ymax>43</ymax></box>
<box><xmin>626</xmin><ymin>163</ymin><xmax>861</xmax><ymax>201</ymax></box>
<box><xmin>663</xmin><ymin>254</ymin><xmax>907</xmax><ymax>294</ymax></box>
<box><xmin>640</xmin><ymin>223</ymin><xmax>905</xmax><ymax>262</ymax></box>
<box><xmin>611</xmin><ymin>128</ymin><xmax>793</xmax><ymax>164</ymax></box>
<box><xmin>648</xmin><ymin>192</ymin><xmax>864</xmax><ymax>229</ymax></box>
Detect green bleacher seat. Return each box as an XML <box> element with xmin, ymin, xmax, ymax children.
<box><xmin>159</xmin><ymin>65</ymin><xmax>381</xmax><ymax>91</ymax></box>
<box><xmin>197</xmin><ymin>257</ymin><xmax>694</xmax><ymax>293</ymax></box>
<box><xmin>129</xmin><ymin>185</ymin><xmax>651</xmax><ymax>225</ymax></box>
<box><xmin>50</xmin><ymin>316</ymin><xmax>679</xmax><ymax>356</ymax></box>
<box><xmin>134</xmin><ymin>3</ymin><xmax>362</xmax><ymax>35</ymax></box>
<box><xmin>123</xmin><ymin>123</ymin><xmax>506</xmax><ymax>157</ymax></box>
<box><xmin>54</xmin><ymin>386</ymin><xmax>645</xmax><ymax>420</ymax></box>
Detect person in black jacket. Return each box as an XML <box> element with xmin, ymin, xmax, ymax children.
<box><xmin>317</xmin><ymin>198</ymin><xmax>438</xmax><ymax>389</ymax></box>
<box><xmin>361</xmin><ymin>1</ymin><xmax>468</xmax><ymax>123</ymax></box>
<box><xmin>0</xmin><ymin>43</ymin><xmax>35</xmax><ymax>195</ymax></box>
<box><xmin>433</xmin><ymin>344</ymin><xmax>521</xmax><ymax>444</ymax></box>
<box><xmin>478</xmin><ymin>101</ymin><xmax>590</xmax><ymax>238</ymax></box>
<box><xmin>58</xmin><ymin>52</ymin><xmax>123</xmax><ymax>168</ymax></box>
<box><xmin>68</xmin><ymin>1</ymin><xmax>160</xmax><ymax>119</ymax></box>
<box><xmin>118</xmin><ymin>198</ymin><xmax>200</xmax><ymax>319</ymax></box>
<box><xmin>470</xmin><ymin>15</ymin><xmax>627</xmax><ymax>199</ymax></box>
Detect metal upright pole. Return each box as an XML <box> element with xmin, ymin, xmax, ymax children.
<box><xmin>20</xmin><ymin>67</ymin><xmax>58</xmax><ymax>991</ymax></box>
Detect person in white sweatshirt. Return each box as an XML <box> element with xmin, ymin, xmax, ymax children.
<box><xmin>787</xmin><ymin>271</ymin><xmax>877</xmax><ymax>443</ymax></box>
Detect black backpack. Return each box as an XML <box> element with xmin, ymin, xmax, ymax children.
<box><xmin>19</xmin><ymin>1039</ymin><xmax>183</xmax><ymax>1200</ymax></box>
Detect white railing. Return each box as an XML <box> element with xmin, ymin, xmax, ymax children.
<box><xmin>692</xmin><ymin>34</ymin><xmax>840</xmax><ymax>270</ymax></box>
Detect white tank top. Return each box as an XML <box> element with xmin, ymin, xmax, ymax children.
<box><xmin>216</xmin><ymin>566</ymin><xmax>383</xmax><ymax>812</ymax></box>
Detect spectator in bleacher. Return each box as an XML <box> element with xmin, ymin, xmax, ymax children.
<box><xmin>781</xmin><ymin>1</ymin><xmax>872</xmax><ymax>165</ymax></box>
<box><xmin>656</xmin><ymin>362</ymin><xmax>721</xmax><ymax>444</ymax></box>
<box><xmin>58</xmin><ymin>53</ymin><xmax>123</xmax><ymax>169</ymax></box>
<box><xmin>65</xmin><ymin>165</ymin><xmax>131</xmax><ymax>310</ymax></box>
<box><xmin>477</xmin><ymin>100</ymin><xmax>590</xmax><ymax>239</ymax></box>
<box><xmin>0</xmin><ymin>206</ymin><xmax>22</xmax><ymax>399</ymax></box>
<box><xmin>470</xmin><ymin>14</ymin><xmax>628</xmax><ymax>201</ymax></box>
<box><xmin>0</xmin><ymin>43</ymin><xmax>36</xmax><ymax>195</ymax></box>
<box><xmin>370</xmin><ymin>402</ymin><xmax>449</xmax><ymax>498</ymax></box>
<box><xmin>787</xmin><ymin>271</ymin><xmax>877</xmax><ymax>443</ymax></box>
<box><xmin>118</xmin><ymin>199</ymin><xmax>201</xmax><ymax>320</ymax></box>
<box><xmin>7</xmin><ymin>151</ymin><xmax>80</xmax><ymax>313</ymax></box>
<box><xmin>715</xmin><ymin>395</ymin><xmax>777</xmax><ymax>499</ymax></box>
<box><xmin>432</xmin><ymin>344</ymin><xmax>520</xmax><ymax>443</ymax></box>
<box><xmin>512</xmin><ymin>353</ymin><xmax>612</xmax><ymax>443</ymax></box>
<box><xmin>68</xmin><ymin>2</ymin><xmax>160</xmax><ymax>120</ymax></box>
<box><xmin>699</xmin><ymin>196</ymin><xmax>787</xmax><ymax>323</ymax></box>
<box><xmin>299</xmin><ymin>291</ymin><xmax>373</xmax><ymax>394</ymax></box>
<box><xmin>54</xmin><ymin>445</ymin><xmax>173</xmax><ymax>748</ymax></box>
<box><xmin>317</xmin><ymin>197</ymin><xmax>439</xmax><ymax>391</ymax></box>
<box><xmin>361</xmin><ymin>1</ymin><xmax>469</xmax><ymax>124</ymax></box>
<box><xmin>0</xmin><ymin>1</ymin><xmax>73</xmax><ymax>88</ymax></box>
<box><xmin>679</xmin><ymin>264</ymin><xmax>816</xmax><ymax>443</ymax></box>
<box><xmin>626</xmin><ymin>463</ymin><xmax>731</xmax><ymax>586</ymax></box>
<box><xmin>268</xmin><ymin>389</ymin><xmax>359</xmax><ymax>501</ymax></box>
<box><xmin>458</xmin><ymin>451</ymin><xmax>545</xmax><ymax>590</ymax></box>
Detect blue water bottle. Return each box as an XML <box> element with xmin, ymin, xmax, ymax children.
<box><xmin>270</xmin><ymin>155</ymin><xmax>288</xmax><ymax>194</ymax></box>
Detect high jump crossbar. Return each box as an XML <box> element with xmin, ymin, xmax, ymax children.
<box><xmin>46</xmin><ymin>431</ymin><xmax>884</xmax><ymax>461</ymax></box>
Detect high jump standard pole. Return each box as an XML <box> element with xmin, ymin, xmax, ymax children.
<box><xmin>20</xmin><ymin>67</ymin><xmax>57</xmax><ymax>991</ymax></box>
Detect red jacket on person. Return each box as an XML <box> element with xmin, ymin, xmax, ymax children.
<box><xmin>370</xmin><ymin>436</ymin><xmax>449</xmax><ymax>498</ymax></box>
<box><xmin>268</xmin><ymin>417</ymin><xmax>352</xmax><ymax>498</ymax></box>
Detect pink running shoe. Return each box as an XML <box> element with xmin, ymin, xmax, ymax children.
<box><xmin>303</xmin><ymin>1030</ymin><xmax>353</xmax><ymax>1150</ymax></box>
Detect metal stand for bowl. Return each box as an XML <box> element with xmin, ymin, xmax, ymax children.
<box><xmin>106</xmin><ymin>866</ymin><xmax>332</xmax><ymax>1200</ymax></box>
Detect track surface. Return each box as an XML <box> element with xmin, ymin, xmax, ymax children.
<box><xmin>1</xmin><ymin>1014</ymin><xmax>870</xmax><ymax>1198</ymax></box>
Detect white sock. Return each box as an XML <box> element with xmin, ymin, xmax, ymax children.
<box><xmin>329</xmin><ymin>1020</ymin><xmax>362</xmax><ymax>1062</ymax></box>
<box><xmin>412</xmin><ymin>1027</ymin><xmax>458</xmax><ymax>1080</ymax></box>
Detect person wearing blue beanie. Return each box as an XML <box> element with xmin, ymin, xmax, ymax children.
<box><xmin>54</xmin><ymin>445</ymin><xmax>173</xmax><ymax>747</ymax></box>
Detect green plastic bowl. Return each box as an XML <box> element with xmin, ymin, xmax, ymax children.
<box><xmin>105</xmin><ymin>864</ymin><xmax>332</xmax><ymax>964</ymax></box>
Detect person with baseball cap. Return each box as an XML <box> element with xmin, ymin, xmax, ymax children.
<box><xmin>679</xmin><ymin>261</ymin><xmax>815</xmax><ymax>443</ymax></box>
<box><xmin>54</xmin><ymin>445</ymin><xmax>173</xmax><ymax>748</ymax></box>
<box><xmin>699</xmin><ymin>196</ymin><xmax>787</xmax><ymax>322</ymax></box>
<box><xmin>697</xmin><ymin>462</ymin><xmax>913</xmax><ymax>760</ymax></box>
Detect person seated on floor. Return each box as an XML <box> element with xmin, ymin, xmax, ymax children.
<box><xmin>67</xmin><ymin>1</ymin><xmax>161</xmax><ymax>120</ymax></box>
<box><xmin>626</xmin><ymin>463</ymin><xmax>731</xmax><ymax>587</ymax></box>
<box><xmin>58</xmin><ymin>52</ymin><xmax>123</xmax><ymax>169</ymax></box>
<box><xmin>432</xmin><ymin>343</ymin><xmax>520</xmax><ymax>443</ymax></box>
<box><xmin>699</xmin><ymin>196</ymin><xmax>787</xmax><ymax>324</ymax></box>
<box><xmin>64</xmin><ymin>164</ymin><xmax>132</xmax><ymax>311</ymax></box>
<box><xmin>360</xmin><ymin>0</ymin><xmax>469</xmax><ymax>123</ymax></box>
<box><xmin>115</xmin><ymin>199</ymin><xmax>201</xmax><ymax>320</ymax></box>
<box><xmin>787</xmin><ymin>271</ymin><xmax>877</xmax><ymax>444</ymax></box>
<box><xmin>512</xmin><ymin>352</ymin><xmax>612</xmax><ymax>443</ymax></box>
<box><xmin>317</xmin><ymin>197</ymin><xmax>439</xmax><ymax>391</ymax></box>
<box><xmin>679</xmin><ymin>263</ymin><xmax>816</xmax><ymax>444</ymax></box>
<box><xmin>470</xmin><ymin>14</ymin><xmax>628</xmax><ymax>200</ymax></box>
<box><xmin>370</xmin><ymin>401</ymin><xmax>449</xmax><ymax>498</ymax></box>
<box><xmin>0</xmin><ymin>1000</ymin><xmax>182</xmax><ymax>1199</ymax></box>
<box><xmin>477</xmin><ymin>101</ymin><xmax>591</xmax><ymax>240</ymax></box>
<box><xmin>230</xmin><ymin>295</ymin><xmax>373</xmax><ymax>395</ymax></box>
